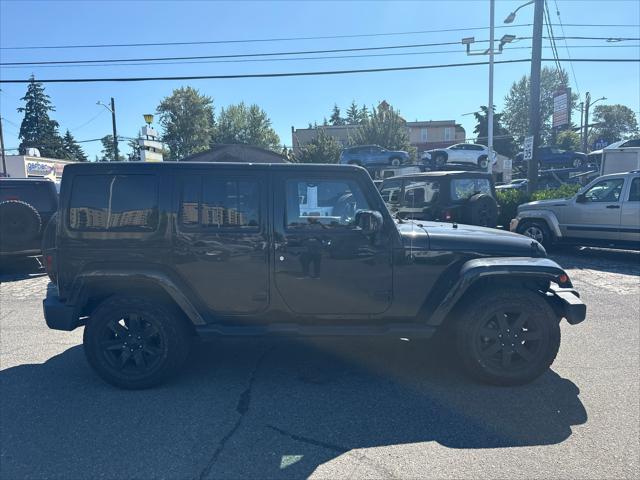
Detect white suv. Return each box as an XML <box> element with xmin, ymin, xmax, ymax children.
<box><xmin>422</xmin><ymin>143</ymin><xmax>497</xmax><ymax>170</ymax></box>
<box><xmin>511</xmin><ymin>171</ymin><xmax>640</xmax><ymax>249</ymax></box>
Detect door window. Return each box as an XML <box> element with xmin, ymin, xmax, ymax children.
<box><xmin>583</xmin><ymin>178</ymin><xmax>624</xmax><ymax>203</ymax></box>
<box><xmin>69</xmin><ymin>174</ymin><xmax>158</xmax><ymax>231</ymax></box>
<box><xmin>179</xmin><ymin>175</ymin><xmax>260</xmax><ymax>229</ymax></box>
<box><xmin>628</xmin><ymin>178</ymin><xmax>640</xmax><ymax>202</ymax></box>
<box><xmin>285</xmin><ymin>179</ymin><xmax>371</xmax><ymax>229</ymax></box>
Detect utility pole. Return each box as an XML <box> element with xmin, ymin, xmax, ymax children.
<box><xmin>582</xmin><ymin>92</ymin><xmax>591</xmax><ymax>153</ymax></box>
<box><xmin>527</xmin><ymin>0</ymin><xmax>544</xmax><ymax>195</ymax></box>
<box><xmin>579</xmin><ymin>101</ymin><xmax>584</xmax><ymax>151</ymax></box>
<box><xmin>110</xmin><ymin>97</ymin><xmax>119</xmax><ymax>161</ymax></box>
<box><xmin>488</xmin><ymin>0</ymin><xmax>495</xmax><ymax>170</ymax></box>
<box><xmin>0</xmin><ymin>116</ymin><xmax>6</xmax><ymax>177</ymax></box>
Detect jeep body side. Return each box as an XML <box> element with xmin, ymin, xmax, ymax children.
<box><xmin>44</xmin><ymin>162</ymin><xmax>585</xmax><ymax>389</ymax></box>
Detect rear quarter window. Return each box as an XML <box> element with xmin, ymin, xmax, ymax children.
<box><xmin>68</xmin><ymin>174</ymin><xmax>159</xmax><ymax>231</ymax></box>
<box><xmin>451</xmin><ymin>178</ymin><xmax>492</xmax><ymax>201</ymax></box>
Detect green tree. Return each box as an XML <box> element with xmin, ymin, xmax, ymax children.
<box><xmin>61</xmin><ymin>130</ymin><xmax>88</xmax><ymax>162</ymax></box>
<box><xmin>213</xmin><ymin>102</ymin><xmax>280</xmax><ymax>151</ymax></box>
<box><xmin>589</xmin><ymin>104</ymin><xmax>639</xmax><ymax>146</ymax></box>
<box><xmin>17</xmin><ymin>75</ymin><xmax>65</xmax><ymax>157</ymax></box>
<box><xmin>99</xmin><ymin>135</ymin><xmax>124</xmax><ymax>162</ymax></box>
<box><xmin>556</xmin><ymin>129</ymin><xmax>581</xmax><ymax>151</ymax></box>
<box><xmin>329</xmin><ymin>104</ymin><xmax>345</xmax><ymax>126</ymax></box>
<box><xmin>503</xmin><ymin>67</ymin><xmax>577</xmax><ymax>145</ymax></box>
<box><xmin>156</xmin><ymin>86</ymin><xmax>215</xmax><ymax>161</ymax></box>
<box><xmin>127</xmin><ymin>137</ymin><xmax>141</xmax><ymax>161</ymax></box>
<box><xmin>351</xmin><ymin>103</ymin><xmax>415</xmax><ymax>159</ymax></box>
<box><xmin>346</xmin><ymin>101</ymin><xmax>360</xmax><ymax>124</ymax></box>
<box><xmin>295</xmin><ymin>128</ymin><xmax>342</xmax><ymax>164</ymax></box>
<box><xmin>359</xmin><ymin>105</ymin><xmax>369</xmax><ymax>123</ymax></box>
<box><xmin>472</xmin><ymin>106</ymin><xmax>516</xmax><ymax>157</ymax></box>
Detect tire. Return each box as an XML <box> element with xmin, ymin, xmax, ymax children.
<box><xmin>0</xmin><ymin>200</ymin><xmax>42</xmax><ymax>247</ymax></box>
<box><xmin>433</xmin><ymin>153</ymin><xmax>446</xmax><ymax>169</ymax></box>
<box><xmin>572</xmin><ymin>157</ymin><xmax>584</xmax><ymax>168</ymax></box>
<box><xmin>478</xmin><ymin>155</ymin><xmax>489</xmax><ymax>170</ymax></box>
<box><xmin>455</xmin><ymin>288</ymin><xmax>561</xmax><ymax>386</ymax></box>
<box><xmin>466</xmin><ymin>194</ymin><xmax>498</xmax><ymax>227</ymax></box>
<box><xmin>517</xmin><ymin>219</ymin><xmax>552</xmax><ymax>247</ymax></box>
<box><xmin>83</xmin><ymin>296</ymin><xmax>192</xmax><ymax>389</ymax></box>
<box><xmin>390</xmin><ymin>157</ymin><xmax>401</xmax><ymax>167</ymax></box>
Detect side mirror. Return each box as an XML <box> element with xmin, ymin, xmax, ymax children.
<box><xmin>355</xmin><ymin>210</ymin><xmax>384</xmax><ymax>235</ymax></box>
<box><xmin>576</xmin><ymin>193</ymin><xmax>587</xmax><ymax>203</ymax></box>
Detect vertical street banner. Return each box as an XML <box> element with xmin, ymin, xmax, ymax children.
<box><xmin>552</xmin><ymin>87</ymin><xmax>571</xmax><ymax>128</ymax></box>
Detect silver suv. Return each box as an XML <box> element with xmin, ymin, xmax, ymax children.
<box><xmin>511</xmin><ymin>171</ymin><xmax>640</xmax><ymax>249</ymax></box>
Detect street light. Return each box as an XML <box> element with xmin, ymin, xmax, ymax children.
<box><xmin>582</xmin><ymin>94</ymin><xmax>607</xmax><ymax>152</ymax></box>
<box><xmin>97</xmin><ymin>98</ymin><xmax>119</xmax><ymax>161</ymax></box>
<box><xmin>504</xmin><ymin>0</ymin><xmax>534</xmax><ymax>23</ymax></box>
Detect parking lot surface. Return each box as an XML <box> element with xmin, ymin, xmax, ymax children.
<box><xmin>1</xmin><ymin>248</ymin><xmax>639</xmax><ymax>479</ymax></box>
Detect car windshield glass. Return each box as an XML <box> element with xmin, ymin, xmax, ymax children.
<box><xmin>451</xmin><ymin>178</ymin><xmax>491</xmax><ymax>201</ymax></box>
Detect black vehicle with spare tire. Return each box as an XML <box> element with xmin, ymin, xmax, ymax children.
<box><xmin>43</xmin><ymin>162</ymin><xmax>585</xmax><ymax>389</ymax></box>
<box><xmin>0</xmin><ymin>178</ymin><xmax>58</xmax><ymax>257</ymax></box>
<box><xmin>379</xmin><ymin>170</ymin><xmax>499</xmax><ymax>227</ymax></box>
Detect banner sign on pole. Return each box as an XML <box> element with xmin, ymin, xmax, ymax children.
<box><xmin>552</xmin><ymin>88</ymin><xmax>571</xmax><ymax>128</ymax></box>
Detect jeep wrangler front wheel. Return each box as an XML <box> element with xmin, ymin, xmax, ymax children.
<box><xmin>455</xmin><ymin>288</ymin><xmax>560</xmax><ymax>386</ymax></box>
<box><xmin>83</xmin><ymin>296</ymin><xmax>192</xmax><ymax>389</ymax></box>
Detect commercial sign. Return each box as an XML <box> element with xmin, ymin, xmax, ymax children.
<box><xmin>552</xmin><ymin>88</ymin><xmax>571</xmax><ymax>128</ymax></box>
<box><xmin>26</xmin><ymin>160</ymin><xmax>66</xmax><ymax>178</ymax></box>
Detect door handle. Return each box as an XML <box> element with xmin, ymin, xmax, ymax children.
<box><xmin>606</xmin><ymin>205</ymin><xmax>620</xmax><ymax>209</ymax></box>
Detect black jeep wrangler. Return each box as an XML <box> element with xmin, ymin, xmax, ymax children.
<box><xmin>0</xmin><ymin>178</ymin><xmax>58</xmax><ymax>258</ymax></box>
<box><xmin>43</xmin><ymin>162</ymin><xmax>585</xmax><ymax>389</ymax></box>
<box><xmin>380</xmin><ymin>171</ymin><xmax>499</xmax><ymax>227</ymax></box>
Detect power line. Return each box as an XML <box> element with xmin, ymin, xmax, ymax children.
<box><xmin>69</xmin><ymin>109</ymin><xmax>107</xmax><ymax>132</ymax></box>
<box><xmin>1</xmin><ymin>24</ymin><xmax>636</xmax><ymax>50</ymax></box>
<box><xmin>544</xmin><ymin>0</ymin><xmax>563</xmax><ymax>73</ymax></box>
<box><xmin>4</xmin><ymin>36</ymin><xmax>636</xmax><ymax>68</ymax></box>
<box><xmin>0</xmin><ymin>58</ymin><xmax>637</xmax><ymax>84</ymax></box>
<box><xmin>2</xmin><ymin>44</ymin><xmax>637</xmax><ymax>70</ymax></box>
<box><xmin>553</xmin><ymin>0</ymin><xmax>581</xmax><ymax>96</ymax></box>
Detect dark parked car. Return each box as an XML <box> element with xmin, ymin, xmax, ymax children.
<box><xmin>44</xmin><ymin>162</ymin><xmax>585</xmax><ymax>389</ymax></box>
<box><xmin>0</xmin><ymin>178</ymin><xmax>58</xmax><ymax>257</ymax></box>
<box><xmin>379</xmin><ymin>171</ymin><xmax>499</xmax><ymax>227</ymax></box>
<box><xmin>339</xmin><ymin>145</ymin><xmax>410</xmax><ymax>167</ymax></box>
<box><xmin>516</xmin><ymin>146</ymin><xmax>588</xmax><ymax>169</ymax></box>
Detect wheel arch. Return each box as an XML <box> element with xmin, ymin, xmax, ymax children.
<box><xmin>516</xmin><ymin>210</ymin><xmax>562</xmax><ymax>238</ymax></box>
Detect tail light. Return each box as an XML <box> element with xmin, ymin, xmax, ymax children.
<box><xmin>443</xmin><ymin>210</ymin><xmax>453</xmax><ymax>221</ymax></box>
<box><xmin>44</xmin><ymin>254</ymin><xmax>57</xmax><ymax>283</ymax></box>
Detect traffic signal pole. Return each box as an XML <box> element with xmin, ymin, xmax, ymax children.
<box><xmin>527</xmin><ymin>0</ymin><xmax>544</xmax><ymax>195</ymax></box>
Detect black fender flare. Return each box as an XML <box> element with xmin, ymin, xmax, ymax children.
<box><xmin>69</xmin><ymin>269</ymin><xmax>206</xmax><ymax>326</ymax></box>
<box><xmin>431</xmin><ymin>150</ymin><xmax>448</xmax><ymax>160</ymax></box>
<box><xmin>425</xmin><ymin>257</ymin><xmax>571</xmax><ymax>327</ymax></box>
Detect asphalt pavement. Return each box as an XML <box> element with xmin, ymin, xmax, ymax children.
<box><xmin>1</xmin><ymin>248</ymin><xmax>638</xmax><ymax>479</ymax></box>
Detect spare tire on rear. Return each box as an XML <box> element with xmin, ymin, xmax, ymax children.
<box><xmin>0</xmin><ymin>200</ymin><xmax>42</xmax><ymax>247</ymax></box>
<box><xmin>465</xmin><ymin>194</ymin><xmax>498</xmax><ymax>228</ymax></box>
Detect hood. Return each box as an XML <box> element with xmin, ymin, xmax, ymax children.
<box><xmin>518</xmin><ymin>197</ymin><xmax>572</xmax><ymax>211</ymax></box>
<box><xmin>397</xmin><ymin>220</ymin><xmax>546</xmax><ymax>258</ymax></box>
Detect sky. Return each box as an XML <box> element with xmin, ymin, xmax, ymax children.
<box><xmin>0</xmin><ymin>0</ymin><xmax>639</xmax><ymax>160</ymax></box>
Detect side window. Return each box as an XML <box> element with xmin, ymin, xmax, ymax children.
<box><xmin>69</xmin><ymin>174</ymin><xmax>158</xmax><ymax>231</ymax></box>
<box><xmin>627</xmin><ymin>178</ymin><xmax>640</xmax><ymax>202</ymax></box>
<box><xmin>285</xmin><ymin>179</ymin><xmax>371</xmax><ymax>229</ymax></box>
<box><xmin>451</xmin><ymin>178</ymin><xmax>492</xmax><ymax>201</ymax></box>
<box><xmin>380</xmin><ymin>180</ymin><xmax>402</xmax><ymax>205</ymax></box>
<box><xmin>403</xmin><ymin>180</ymin><xmax>440</xmax><ymax>206</ymax></box>
<box><xmin>584</xmin><ymin>178</ymin><xmax>624</xmax><ymax>203</ymax></box>
<box><xmin>179</xmin><ymin>175</ymin><xmax>259</xmax><ymax>229</ymax></box>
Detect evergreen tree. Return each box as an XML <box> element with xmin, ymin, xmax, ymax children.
<box><xmin>61</xmin><ymin>130</ymin><xmax>88</xmax><ymax>162</ymax></box>
<box><xmin>99</xmin><ymin>135</ymin><xmax>125</xmax><ymax>162</ymax></box>
<box><xmin>329</xmin><ymin>104</ymin><xmax>345</xmax><ymax>126</ymax></box>
<box><xmin>17</xmin><ymin>75</ymin><xmax>65</xmax><ymax>157</ymax></box>
<box><xmin>359</xmin><ymin>105</ymin><xmax>370</xmax><ymax>123</ymax></box>
<box><xmin>352</xmin><ymin>103</ymin><xmax>415</xmax><ymax>160</ymax></box>
<box><xmin>127</xmin><ymin>138</ymin><xmax>142</xmax><ymax>161</ymax></box>
<box><xmin>472</xmin><ymin>106</ymin><xmax>516</xmax><ymax>157</ymax></box>
<box><xmin>346</xmin><ymin>101</ymin><xmax>360</xmax><ymax>124</ymax></box>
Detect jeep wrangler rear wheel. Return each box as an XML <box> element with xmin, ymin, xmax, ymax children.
<box><xmin>83</xmin><ymin>296</ymin><xmax>192</xmax><ymax>389</ymax></box>
<box><xmin>455</xmin><ymin>288</ymin><xmax>560</xmax><ymax>386</ymax></box>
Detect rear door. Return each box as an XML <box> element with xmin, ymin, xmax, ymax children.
<box><xmin>620</xmin><ymin>176</ymin><xmax>640</xmax><ymax>243</ymax></box>
<box><xmin>561</xmin><ymin>177</ymin><xmax>625</xmax><ymax>241</ymax></box>
<box><xmin>173</xmin><ymin>170</ymin><xmax>269</xmax><ymax>315</ymax></box>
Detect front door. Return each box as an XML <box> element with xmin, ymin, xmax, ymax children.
<box><xmin>173</xmin><ymin>171</ymin><xmax>269</xmax><ymax>315</ymax></box>
<box><xmin>620</xmin><ymin>176</ymin><xmax>640</xmax><ymax>243</ymax></box>
<box><xmin>561</xmin><ymin>177</ymin><xmax>624</xmax><ymax>241</ymax></box>
<box><xmin>273</xmin><ymin>173</ymin><xmax>393</xmax><ymax>315</ymax></box>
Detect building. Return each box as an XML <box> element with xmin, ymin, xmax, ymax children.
<box><xmin>180</xmin><ymin>144</ymin><xmax>287</xmax><ymax>163</ymax></box>
<box><xmin>291</xmin><ymin>120</ymin><xmax>465</xmax><ymax>156</ymax></box>
<box><xmin>2</xmin><ymin>154</ymin><xmax>74</xmax><ymax>187</ymax></box>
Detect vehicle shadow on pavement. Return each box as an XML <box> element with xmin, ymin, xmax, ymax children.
<box><xmin>550</xmin><ymin>247</ymin><xmax>640</xmax><ymax>276</ymax></box>
<box><xmin>0</xmin><ymin>256</ymin><xmax>45</xmax><ymax>283</ymax></box>
<box><xmin>0</xmin><ymin>337</ymin><xmax>587</xmax><ymax>479</ymax></box>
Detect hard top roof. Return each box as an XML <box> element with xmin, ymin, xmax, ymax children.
<box><xmin>381</xmin><ymin>170</ymin><xmax>493</xmax><ymax>181</ymax></box>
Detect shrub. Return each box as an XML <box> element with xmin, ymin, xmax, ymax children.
<box><xmin>496</xmin><ymin>183</ymin><xmax>580</xmax><ymax>227</ymax></box>
<box><xmin>531</xmin><ymin>183</ymin><xmax>580</xmax><ymax>200</ymax></box>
